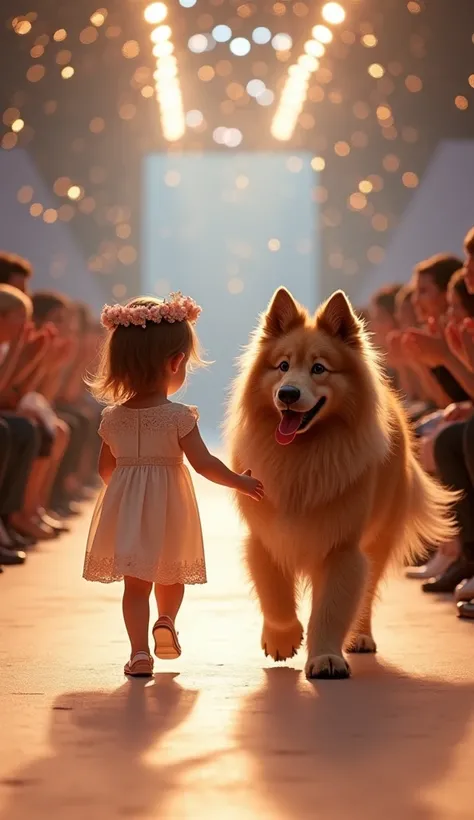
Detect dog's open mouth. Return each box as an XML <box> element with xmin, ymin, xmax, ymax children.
<box><xmin>275</xmin><ymin>398</ymin><xmax>327</xmax><ymax>446</ymax></box>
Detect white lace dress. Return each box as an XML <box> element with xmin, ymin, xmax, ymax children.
<box><xmin>83</xmin><ymin>402</ymin><xmax>206</xmax><ymax>585</ymax></box>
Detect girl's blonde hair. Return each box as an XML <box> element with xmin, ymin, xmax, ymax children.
<box><xmin>88</xmin><ymin>296</ymin><xmax>204</xmax><ymax>403</ymax></box>
<box><xmin>0</xmin><ymin>284</ymin><xmax>32</xmax><ymax>318</ymax></box>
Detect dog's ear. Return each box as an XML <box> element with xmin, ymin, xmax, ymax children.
<box><xmin>263</xmin><ymin>288</ymin><xmax>305</xmax><ymax>338</ymax></box>
<box><xmin>317</xmin><ymin>291</ymin><xmax>362</xmax><ymax>348</ymax></box>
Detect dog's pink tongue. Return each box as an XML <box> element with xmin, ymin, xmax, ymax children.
<box><xmin>275</xmin><ymin>412</ymin><xmax>302</xmax><ymax>445</ymax></box>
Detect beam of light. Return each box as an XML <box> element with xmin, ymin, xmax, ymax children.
<box><xmin>270</xmin><ymin>5</ymin><xmax>346</xmax><ymax>142</ymax></box>
<box><xmin>145</xmin><ymin>5</ymin><xmax>185</xmax><ymax>142</ymax></box>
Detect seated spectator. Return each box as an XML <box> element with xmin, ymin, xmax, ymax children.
<box><xmin>404</xmin><ymin>268</ymin><xmax>474</xmax><ymax>420</ymax></box>
<box><xmin>59</xmin><ymin>307</ymin><xmax>102</xmax><ymax>493</ymax></box>
<box><xmin>0</xmin><ymin>252</ymin><xmax>32</xmax><ymax>294</ymax></box>
<box><xmin>403</xmin><ymin>228</ymin><xmax>474</xmax><ymax>599</ymax></box>
<box><xmin>370</xmin><ymin>283</ymin><xmax>430</xmax><ymax>416</ymax></box>
<box><xmin>369</xmin><ymin>285</ymin><xmax>401</xmax><ymax>352</ymax></box>
<box><xmin>395</xmin><ymin>283</ymin><xmax>418</xmax><ymax>330</ymax></box>
<box><xmin>0</xmin><ymin>285</ymin><xmax>40</xmax><ymax>566</ymax></box>
<box><xmin>402</xmin><ymin>253</ymin><xmax>467</xmax><ymax>408</ymax></box>
<box><xmin>391</xmin><ymin>284</ymin><xmax>429</xmax><ymax>417</ymax></box>
<box><xmin>0</xmin><ymin>249</ymin><xmax>101</xmax><ymax>576</ymax></box>
<box><xmin>463</xmin><ymin>226</ymin><xmax>474</xmax><ymax>294</ymax></box>
<box><xmin>30</xmin><ymin>292</ymin><xmax>99</xmax><ymax>516</ymax></box>
<box><xmin>424</xmin><ymin>417</ymin><xmax>474</xmax><ymax>597</ymax></box>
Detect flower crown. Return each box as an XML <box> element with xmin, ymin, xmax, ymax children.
<box><xmin>101</xmin><ymin>292</ymin><xmax>201</xmax><ymax>330</ymax></box>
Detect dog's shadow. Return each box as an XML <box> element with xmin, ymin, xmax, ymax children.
<box><xmin>236</xmin><ymin>657</ymin><xmax>474</xmax><ymax>820</ymax></box>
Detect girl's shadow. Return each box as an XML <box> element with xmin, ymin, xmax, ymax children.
<box><xmin>1</xmin><ymin>673</ymin><xmax>216</xmax><ymax>819</ymax></box>
<box><xmin>236</xmin><ymin>657</ymin><xmax>474</xmax><ymax>820</ymax></box>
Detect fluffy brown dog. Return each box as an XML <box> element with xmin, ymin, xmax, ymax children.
<box><xmin>226</xmin><ymin>288</ymin><xmax>457</xmax><ymax>679</ymax></box>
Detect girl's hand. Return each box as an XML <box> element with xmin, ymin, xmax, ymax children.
<box><xmin>238</xmin><ymin>469</ymin><xmax>264</xmax><ymax>501</ymax></box>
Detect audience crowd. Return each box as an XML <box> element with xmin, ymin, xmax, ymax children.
<box><xmin>365</xmin><ymin>225</ymin><xmax>474</xmax><ymax>619</ymax></box>
<box><xmin>0</xmin><ymin>252</ymin><xmax>102</xmax><ymax>573</ymax></box>
<box><xmin>3</xmin><ymin>233</ymin><xmax>474</xmax><ymax>624</ymax></box>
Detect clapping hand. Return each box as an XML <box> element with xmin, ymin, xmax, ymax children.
<box><xmin>443</xmin><ymin>401</ymin><xmax>473</xmax><ymax>422</ymax></box>
<box><xmin>445</xmin><ymin>318</ymin><xmax>474</xmax><ymax>372</ymax></box>
<box><xmin>401</xmin><ymin>318</ymin><xmax>448</xmax><ymax>367</ymax></box>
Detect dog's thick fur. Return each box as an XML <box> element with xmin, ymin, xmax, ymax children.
<box><xmin>225</xmin><ymin>288</ymin><xmax>458</xmax><ymax>679</ymax></box>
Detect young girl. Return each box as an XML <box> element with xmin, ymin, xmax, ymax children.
<box><xmin>84</xmin><ymin>293</ymin><xmax>264</xmax><ymax>677</ymax></box>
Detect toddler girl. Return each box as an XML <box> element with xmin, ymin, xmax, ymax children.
<box><xmin>84</xmin><ymin>293</ymin><xmax>263</xmax><ymax>677</ymax></box>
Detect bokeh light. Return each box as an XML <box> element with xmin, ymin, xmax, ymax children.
<box><xmin>186</xmin><ymin>109</ymin><xmax>204</xmax><ymax>127</ymax></box>
<box><xmin>67</xmin><ymin>185</ymin><xmax>82</xmax><ymax>201</ymax></box>
<box><xmin>144</xmin><ymin>3</ymin><xmax>168</xmax><ymax>24</ymax></box>
<box><xmin>252</xmin><ymin>27</ymin><xmax>272</xmax><ymax>44</ymax></box>
<box><xmin>230</xmin><ymin>38</ymin><xmax>251</xmax><ymax>57</ymax></box>
<box><xmin>272</xmin><ymin>33</ymin><xmax>293</xmax><ymax>51</ymax></box>
<box><xmin>188</xmin><ymin>34</ymin><xmax>208</xmax><ymax>54</ymax></box>
<box><xmin>311</xmin><ymin>156</ymin><xmax>325</xmax><ymax>171</ymax></box>
<box><xmin>212</xmin><ymin>25</ymin><xmax>232</xmax><ymax>43</ymax></box>
<box><xmin>312</xmin><ymin>25</ymin><xmax>333</xmax><ymax>44</ymax></box>
<box><xmin>368</xmin><ymin>63</ymin><xmax>385</xmax><ymax>78</ymax></box>
<box><xmin>247</xmin><ymin>79</ymin><xmax>266</xmax><ymax>97</ymax></box>
<box><xmin>322</xmin><ymin>3</ymin><xmax>346</xmax><ymax>25</ymax></box>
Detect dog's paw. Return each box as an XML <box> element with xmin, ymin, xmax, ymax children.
<box><xmin>305</xmin><ymin>654</ymin><xmax>351</xmax><ymax>680</ymax></box>
<box><xmin>261</xmin><ymin>620</ymin><xmax>304</xmax><ymax>662</ymax></box>
<box><xmin>345</xmin><ymin>633</ymin><xmax>377</xmax><ymax>654</ymax></box>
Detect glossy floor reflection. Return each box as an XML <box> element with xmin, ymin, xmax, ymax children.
<box><xmin>1</xmin><ymin>476</ymin><xmax>474</xmax><ymax>819</ymax></box>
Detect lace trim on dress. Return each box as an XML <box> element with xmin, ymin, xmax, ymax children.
<box><xmin>83</xmin><ymin>554</ymin><xmax>207</xmax><ymax>585</ymax></box>
<box><xmin>116</xmin><ymin>456</ymin><xmax>183</xmax><ymax>466</ymax></box>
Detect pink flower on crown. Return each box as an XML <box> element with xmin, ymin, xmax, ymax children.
<box><xmin>100</xmin><ymin>292</ymin><xmax>202</xmax><ymax>331</ymax></box>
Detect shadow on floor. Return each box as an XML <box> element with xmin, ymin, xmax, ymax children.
<box><xmin>236</xmin><ymin>656</ymin><xmax>474</xmax><ymax>820</ymax></box>
<box><xmin>0</xmin><ymin>672</ymin><xmax>215</xmax><ymax>819</ymax></box>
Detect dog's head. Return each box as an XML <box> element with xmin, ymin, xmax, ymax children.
<box><xmin>246</xmin><ymin>287</ymin><xmax>378</xmax><ymax>446</ymax></box>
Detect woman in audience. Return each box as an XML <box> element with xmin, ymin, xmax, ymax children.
<box><xmin>0</xmin><ymin>252</ymin><xmax>32</xmax><ymax>294</ymax></box>
<box><xmin>404</xmin><ymin>254</ymin><xmax>468</xmax><ymax>408</ymax></box>
<box><xmin>0</xmin><ymin>285</ymin><xmax>40</xmax><ymax>565</ymax></box>
<box><xmin>404</xmin><ymin>268</ymin><xmax>474</xmax><ymax>419</ymax></box>
<box><xmin>28</xmin><ymin>293</ymin><xmax>95</xmax><ymax>516</ymax></box>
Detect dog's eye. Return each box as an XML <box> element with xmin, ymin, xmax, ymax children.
<box><xmin>311</xmin><ymin>362</ymin><xmax>326</xmax><ymax>375</ymax></box>
<box><xmin>278</xmin><ymin>361</ymin><xmax>290</xmax><ymax>372</ymax></box>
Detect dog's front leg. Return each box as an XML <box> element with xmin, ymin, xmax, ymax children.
<box><xmin>246</xmin><ymin>534</ymin><xmax>303</xmax><ymax>662</ymax></box>
<box><xmin>305</xmin><ymin>545</ymin><xmax>367</xmax><ymax>680</ymax></box>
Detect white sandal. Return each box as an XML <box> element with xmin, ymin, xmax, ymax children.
<box><xmin>152</xmin><ymin>616</ymin><xmax>181</xmax><ymax>660</ymax></box>
<box><xmin>124</xmin><ymin>651</ymin><xmax>154</xmax><ymax>677</ymax></box>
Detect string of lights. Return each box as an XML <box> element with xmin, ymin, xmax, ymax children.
<box><xmin>271</xmin><ymin>2</ymin><xmax>346</xmax><ymax>142</ymax></box>
<box><xmin>144</xmin><ymin>3</ymin><xmax>185</xmax><ymax>142</ymax></box>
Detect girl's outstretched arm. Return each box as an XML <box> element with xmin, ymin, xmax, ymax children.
<box><xmin>180</xmin><ymin>425</ymin><xmax>264</xmax><ymax>501</ymax></box>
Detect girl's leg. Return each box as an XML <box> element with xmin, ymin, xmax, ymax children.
<box><xmin>154</xmin><ymin>583</ymin><xmax>185</xmax><ymax>624</ymax></box>
<box><xmin>123</xmin><ymin>576</ymin><xmax>153</xmax><ymax>655</ymax></box>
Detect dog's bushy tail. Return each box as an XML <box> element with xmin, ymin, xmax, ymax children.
<box><xmin>402</xmin><ymin>455</ymin><xmax>460</xmax><ymax>565</ymax></box>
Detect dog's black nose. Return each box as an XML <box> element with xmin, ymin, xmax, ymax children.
<box><xmin>278</xmin><ymin>385</ymin><xmax>301</xmax><ymax>405</ymax></box>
